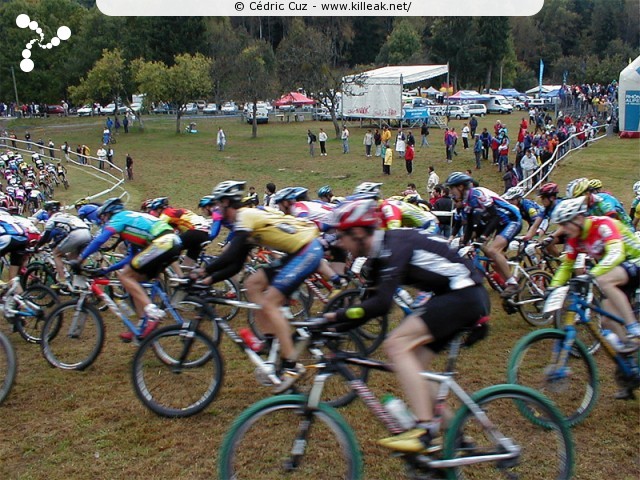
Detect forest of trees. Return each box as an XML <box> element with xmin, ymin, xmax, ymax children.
<box><xmin>0</xmin><ymin>0</ymin><xmax>637</xmax><ymax>106</ymax></box>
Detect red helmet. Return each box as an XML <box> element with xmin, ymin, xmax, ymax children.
<box><xmin>538</xmin><ymin>182</ymin><xmax>559</xmax><ymax>197</ymax></box>
<box><xmin>331</xmin><ymin>199</ymin><xmax>380</xmax><ymax>230</ymax></box>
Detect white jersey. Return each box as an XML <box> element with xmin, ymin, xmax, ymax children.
<box><xmin>44</xmin><ymin>212</ymin><xmax>90</xmax><ymax>233</ymax></box>
<box><xmin>290</xmin><ymin>201</ymin><xmax>335</xmax><ymax>229</ymax></box>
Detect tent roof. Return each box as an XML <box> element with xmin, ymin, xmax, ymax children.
<box><xmin>346</xmin><ymin>65</ymin><xmax>449</xmax><ymax>85</ymax></box>
<box><xmin>525</xmin><ymin>85</ymin><xmax>562</xmax><ymax>95</ymax></box>
<box><xmin>496</xmin><ymin>88</ymin><xmax>523</xmax><ymax>97</ymax></box>
<box><xmin>425</xmin><ymin>86</ymin><xmax>440</xmax><ymax>94</ymax></box>
<box><xmin>620</xmin><ymin>55</ymin><xmax>640</xmax><ymax>81</ymax></box>
<box><xmin>448</xmin><ymin>90</ymin><xmax>491</xmax><ymax>101</ymax></box>
<box><xmin>273</xmin><ymin>92</ymin><xmax>315</xmax><ymax>106</ymax></box>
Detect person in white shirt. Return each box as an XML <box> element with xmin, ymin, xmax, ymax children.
<box><xmin>318</xmin><ymin>128</ymin><xmax>328</xmax><ymax>156</ymax></box>
<box><xmin>341</xmin><ymin>126</ymin><xmax>350</xmax><ymax>154</ymax></box>
<box><xmin>427</xmin><ymin>166</ymin><xmax>439</xmax><ymax>199</ymax></box>
<box><xmin>96</xmin><ymin>145</ymin><xmax>107</xmax><ymax>170</ymax></box>
<box><xmin>363</xmin><ymin>130</ymin><xmax>373</xmax><ymax>157</ymax></box>
<box><xmin>520</xmin><ymin>148</ymin><xmax>538</xmax><ymax>190</ymax></box>
<box><xmin>461</xmin><ymin>123</ymin><xmax>470</xmax><ymax>149</ymax></box>
<box><xmin>216</xmin><ymin>127</ymin><xmax>226</xmax><ymax>151</ymax></box>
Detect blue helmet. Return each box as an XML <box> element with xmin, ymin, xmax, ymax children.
<box><xmin>198</xmin><ymin>195</ymin><xmax>217</xmax><ymax>208</ymax></box>
<box><xmin>274</xmin><ymin>187</ymin><xmax>297</xmax><ymax>204</ymax></box>
<box><xmin>318</xmin><ymin>185</ymin><xmax>332</xmax><ymax>198</ymax></box>
<box><xmin>149</xmin><ymin>197</ymin><xmax>169</xmax><ymax>211</ymax></box>
<box><xmin>444</xmin><ymin>172</ymin><xmax>473</xmax><ymax>188</ymax></box>
<box><xmin>96</xmin><ymin>197</ymin><xmax>124</xmax><ymax>217</ymax></box>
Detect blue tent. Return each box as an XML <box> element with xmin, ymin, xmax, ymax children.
<box><xmin>497</xmin><ymin>88</ymin><xmax>523</xmax><ymax>98</ymax></box>
<box><xmin>541</xmin><ymin>89</ymin><xmax>561</xmax><ymax>98</ymax></box>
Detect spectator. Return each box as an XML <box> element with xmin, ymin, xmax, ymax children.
<box><xmin>307</xmin><ymin>129</ymin><xmax>317</xmax><ymax>157</ymax></box>
<box><xmin>114</xmin><ymin>117</ymin><xmax>121</xmax><ymax>134</ymax></box>
<box><xmin>469</xmin><ymin>115</ymin><xmax>478</xmax><ymax>138</ymax></box>
<box><xmin>48</xmin><ymin>139</ymin><xmax>55</xmax><ymax>158</ymax></box>
<box><xmin>264</xmin><ymin>182</ymin><xmax>277</xmax><ymax>207</ymax></box>
<box><xmin>420</xmin><ymin>122</ymin><xmax>430</xmax><ymax>148</ymax></box>
<box><xmin>246</xmin><ymin>186</ymin><xmax>259</xmax><ymax>206</ymax></box>
<box><xmin>520</xmin><ymin>148</ymin><xmax>537</xmax><ymax>190</ymax></box>
<box><xmin>406</xmin><ymin>130</ymin><xmax>415</xmax><ymax>149</ymax></box>
<box><xmin>107</xmin><ymin>146</ymin><xmax>114</xmax><ymax>168</ymax></box>
<box><xmin>433</xmin><ymin>186</ymin><xmax>454</xmax><ymax>237</ymax></box>
<box><xmin>341</xmin><ymin>126</ymin><xmax>350</xmax><ymax>154</ymax></box>
<box><xmin>427</xmin><ymin>166</ymin><xmax>439</xmax><ymax>199</ymax></box>
<box><xmin>405</xmin><ymin>143</ymin><xmax>415</xmax><ymax>175</ymax></box>
<box><xmin>480</xmin><ymin>127</ymin><xmax>491</xmax><ymax>160</ymax></box>
<box><xmin>363</xmin><ymin>129</ymin><xmax>373</xmax><ymax>157</ymax></box>
<box><xmin>126</xmin><ymin>153</ymin><xmax>133</xmax><ymax>180</ymax></box>
<box><xmin>37</xmin><ymin>138</ymin><xmax>45</xmax><ymax>155</ymax></box>
<box><xmin>382</xmin><ymin>142</ymin><xmax>392</xmax><ymax>175</ymax></box>
<box><xmin>502</xmin><ymin>163</ymin><xmax>518</xmax><ymax>193</ymax></box>
<box><xmin>373</xmin><ymin>128</ymin><xmax>382</xmax><ymax>157</ymax></box>
<box><xmin>318</xmin><ymin>128</ymin><xmax>328</xmax><ymax>156</ymax></box>
<box><xmin>25</xmin><ymin>131</ymin><xmax>32</xmax><ymax>150</ymax></box>
<box><xmin>123</xmin><ymin>116</ymin><xmax>129</xmax><ymax>134</ymax></box>
<box><xmin>395</xmin><ymin>129</ymin><xmax>406</xmax><ymax>159</ymax></box>
<box><xmin>473</xmin><ymin>134</ymin><xmax>482</xmax><ymax>169</ymax></box>
<box><xmin>498</xmin><ymin>137</ymin><xmax>509</xmax><ymax>172</ymax></box>
<box><xmin>96</xmin><ymin>145</ymin><xmax>107</xmax><ymax>170</ymax></box>
<box><xmin>461</xmin><ymin>123</ymin><xmax>470</xmax><ymax>149</ymax></box>
<box><xmin>216</xmin><ymin>127</ymin><xmax>226</xmax><ymax>151</ymax></box>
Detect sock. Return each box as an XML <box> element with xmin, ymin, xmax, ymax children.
<box><xmin>281</xmin><ymin>359</ymin><xmax>296</xmax><ymax>370</ymax></box>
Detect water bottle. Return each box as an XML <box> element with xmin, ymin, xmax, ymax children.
<box><xmin>396</xmin><ymin>288</ymin><xmax>414</xmax><ymax>307</ymax></box>
<box><xmin>525</xmin><ymin>244</ymin><xmax>539</xmax><ymax>265</ymax></box>
<box><xmin>490</xmin><ymin>272</ymin><xmax>506</xmax><ymax>288</ymax></box>
<box><xmin>239</xmin><ymin>327</ymin><xmax>264</xmax><ymax>353</ymax></box>
<box><xmin>116</xmin><ymin>299</ymin><xmax>135</xmax><ymax>318</ymax></box>
<box><xmin>382</xmin><ymin>395</ymin><xmax>416</xmax><ymax>430</ymax></box>
<box><xmin>602</xmin><ymin>329</ymin><xmax>624</xmax><ymax>352</ymax></box>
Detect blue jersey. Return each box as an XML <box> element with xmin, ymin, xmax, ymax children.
<box><xmin>463</xmin><ymin>187</ymin><xmax>521</xmax><ymax>225</ymax></box>
<box><xmin>589</xmin><ymin>193</ymin><xmax>634</xmax><ymax>231</ymax></box>
<box><xmin>0</xmin><ymin>217</ymin><xmax>26</xmax><ymax>237</ymax></box>
<box><xmin>518</xmin><ymin>198</ymin><xmax>543</xmax><ymax>226</ymax></box>
<box><xmin>77</xmin><ymin>204</ymin><xmax>101</xmax><ymax>226</ymax></box>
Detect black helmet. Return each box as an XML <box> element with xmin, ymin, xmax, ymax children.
<box><xmin>43</xmin><ymin>200</ymin><xmax>61</xmax><ymax>212</ymax></box>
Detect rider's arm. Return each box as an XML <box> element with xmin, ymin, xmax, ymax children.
<box><xmin>203</xmin><ymin>231</ymin><xmax>252</xmax><ymax>282</ymax></box>
<box><xmin>208</xmin><ymin>209</ymin><xmax>224</xmax><ymax>240</ymax></box>
<box><xmin>550</xmin><ymin>238</ymin><xmax>578</xmax><ymax>287</ymax></box>
<box><xmin>78</xmin><ymin>227</ymin><xmax>116</xmax><ymax>261</ymax></box>
<box><xmin>589</xmin><ymin>238</ymin><xmax>626</xmax><ymax>277</ymax></box>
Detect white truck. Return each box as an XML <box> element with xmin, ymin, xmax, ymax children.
<box><xmin>486</xmin><ymin>95</ymin><xmax>514</xmax><ymax>114</ymax></box>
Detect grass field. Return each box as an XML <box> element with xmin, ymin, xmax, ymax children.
<box><xmin>0</xmin><ymin>112</ymin><xmax>638</xmax><ymax>480</ymax></box>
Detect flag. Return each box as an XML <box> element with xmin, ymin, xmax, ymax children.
<box><xmin>539</xmin><ymin>59</ymin><xmax>544</xmax><ymax>92</ymax></box>
<box><xmin>562</xmin><ymin>70</ymin><xmax>568</xmax><ymax>85</ymax></box>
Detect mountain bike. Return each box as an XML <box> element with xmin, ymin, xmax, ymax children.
<box><xmin>219</xmin><ymin>318</ymin><xmax>574</xmax><ymax>480</ymax></box>
<box><xmin>0</xmin><ymin>330</ymin><xmax>17</xmax><ymax>405</ymax></box>
<box><xmin>507</xmin><ymin>276</ymin><xmax>640</xmax><ymax>427</ymax></box>
<box><xmin>131</xmin><ymin>297</ymin><xmax>368</xmax><ymax>418</ymax></box>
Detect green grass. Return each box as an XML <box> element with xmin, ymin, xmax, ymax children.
<box><xmin>0</xmin><ymin>113</ymin><xmax>638</xmax><ymax>479</ymax></box>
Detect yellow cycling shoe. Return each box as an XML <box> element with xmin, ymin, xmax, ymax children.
<box><xmin>377</xmin><ymin>428</ymin><xmax>434</xmax><ymax>453</ymax></box>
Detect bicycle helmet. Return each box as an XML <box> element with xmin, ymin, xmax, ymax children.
<box><xmin>502</xmin><ymin>186</ymin><xmax>525</xmax><ymax>200</ymax></box>
<box><xmin>537</xmin><ymin>182</ymin><xmax>559</xmax><ymax>197</ymax></box>
<box><xmin>331</xmin><ymin>199</ymin><xmax>380</xmax><ymax>230</ymax></box>
<box><xmin>74</xmin><ymin>198</ymin><xmax>88</xmax><ymax>209</ymax></box>
<box><xmin>353</xmin><ymin>182</ymin><xmax>383</xmax><ymax>197</ymax></box>
<box><xmin>198</xmin><ymin>195</ymin><xmax>217</xmax><ymax>208</ymax></box>
<box><xmin>43</xmin><ymin>200</ymin><xmax>61</xmax><ymax>212</ymax></box>
<box><xmin>140</xmin><ymin>199</ymin><xmax>153</xmax><ymax>211</ymax></box>
<box><xmin>551</xmin><ymin>197</ymin><xmax>588</xmax><ymax>224</ymax></box>
<box><xmin>211</xmin><ymin>180</ymin><xmax>245</xmax><ymax>202</ymax></box>
<box><xmin>149</xmin><ymin>197</ymin><xmax>169</xmax><ymax>211</ymax></box>
<box><xmin>317</xmin><ymin>185</ymin><xmax>332</xmax><ymax>198</ymax></box>
<box><xmin>96</xmin><ymin>197</ymin><xmax>124</xmax><ymax>217</ymax></box>
<box><xmin>444</xmin><ymin>172</ymin><xmax>473</xmax><ymax>188</ymax></box>
<box><xmin>403</xmin><ymin>194</ymin><xmax>421</xmax><ymax>204</ymax></box>
<box><xmin>634</xmin><ymin>181</ymin><xmax>640</xmax><ymax>196</ymax></box>
<box><xmin>273</xmin><ymin>187</ymin><xmax>296</xmax><ymax>204</ymax></box>
<box><xmin>289</xmin><ymin>187</ymin><xmax>308</xmax><ymax>201</ymax></box>
<box><xmin>565</xmin><ymin>178</ymin><xmax>590</xmax><ymax>198</ymax></box>
<box><xmin>587</xmin><ymin>178</ymin><xmax>603</xmax><ymax>191</ymax></box>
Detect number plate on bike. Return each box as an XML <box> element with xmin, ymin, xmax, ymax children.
<box><xmin>543</xmin><ymin>286</ymin><xmax>569</xmax><ymax>313</ymax></box>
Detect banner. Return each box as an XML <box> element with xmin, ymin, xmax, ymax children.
<box><xmin>539</xmin><ymin>59</ymin><xmax>544</xmax><ymax>93</ymax></box>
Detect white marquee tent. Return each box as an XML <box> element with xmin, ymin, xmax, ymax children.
<box><xmin>618</xmin><ymin>55</ymin><xmax>640</xmax><ymax>138</ymax></box>
<box><xmin>341</xmin><ymin>65</ymin><xmax>448</xmax><ymax>120</ymax></box>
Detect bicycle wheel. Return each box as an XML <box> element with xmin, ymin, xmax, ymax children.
<box><xmin>324</xmin><ymin>289</ymin><xmax>388</xmax><ymax>355</ymax></box>
<box><xmin>131</xmin><ymin>324</ymin><xmax>223</xmax><ymax>418</ymax></box>
<box><xmin>295</xmin><ymin>331</ymin><xmax>369</xmax><ymax>408</ymax></box>
<box><xmin>219</xmin><ymin>394</ymin><xmax>363</xmax><ymax>479</ymax></box>
<box><xmin>40</xmin><ymin>300</ymin><xmax>105</xmax><ymax>370</ymax></box>
<box><xmin>20</xmin><ymin>262</ymin><xmax>56</xmax><ymax>289</ymax></box>
<box><xmin>15</xmin><ymin>285</ymin><xmax>59</xmax><ymax>344</ymax></box>
<box><xmin>443</xmin><ymin>384</ymin><xmax>573</xmax><ymax>480</ymax></box>
<box><xmin>516</xmin><ymin>269</ymin><xmax>554</xmax><ymax>327</ymax></box>
<box><xmin>507</xmin><ymin>328</ymin><xmax>599</xmax><ymax>427</ymax></box>
<box><xmin>170</xmin><ymin>296</ymin><xmax>220</xmax><ymax>347</ymax></box>
<box><xmin>248</xmin><ymin>286</ymin><xmax>312</xmax><ymax>341</ymax></box>
<box><xmin>0</xmin><ymin>332</ymin><xmax>17</xmax><ymax>405</ymax></box>
<box><xmin>206</xmin><ymin>278</ymin><xmax>241</xmax><ymax>322</ymax></box>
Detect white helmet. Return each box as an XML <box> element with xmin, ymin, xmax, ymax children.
<box><xmin>353</xmin><ymin>182</ymin><xmax>383</xmax><ymax>196</ymax></box>
<box><xmin>633</xmin><ymin>181</ymin><xmax>640</xmax><ymax>196</ymax></box>
<box><xmin>503</xmin><ymin>186</ymin><xmax>525</xmax><ymax>200</ymax></box>
<box><xmin>551</xmin><ymin>197</ymin><xmax>588</xmax><ymax>224</ymax></box>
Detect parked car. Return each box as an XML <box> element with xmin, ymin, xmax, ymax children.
<box><xmin>246</xmin><ymin>107</ymin><xmax>269</xmax><ymax>124</ymax></box>
<box><xmin>152</xmin><ymin>103</ymin><xmax>173</xmax><ymax>114</ymax></box>
<box><xmin>466</xmin><ymin>103</ymin><xmax>487</xmax><ymax>117</ymax></box>
<box><xmin>46</xmin><ymin>105</ymin><xmax>65</xmax><ymax>115</ymax></box>
<box><xmin>102</xmin><ymin>103</ymin><xmax>127</xmax><ymax>115</ymax></box>
<box><xmin>129</xmin><ymin>102</ymin><xmax>143</xmax><ymax>113</ymax></box>
<box><xmin>527</xmin><ymin>98</ymin><xmax>553</xmax><ymax>110</ymax></box>
<box><xmin>278</xmin><ymin>104</ymin><xmax>296</xmax><ymax>112</ymax></box>
<box><xmin>312</xmin><ymin>106</ymin><xmax>332</xmax><ymax>121</ymax></box>
<box><xmin>77</xmin><ymin>104</ymin><xmax>94</xmax><ymax>116</ymax></box>
<box><xmin>221</xmin><ymin>102</ymin><xmax>238</xmax><ymax>114</ymax></box>
<box><xmin>195</xmin><ymin>100</ymin><xmax>207</xmax><ymax>110</ymax></box>
<box><xmin>182</xmin><ymin>103</ymin><xmax>198</xmax><ymax>115</ymax></box>
<box><xmin>486</xmin><ymin>95</ymin><xmax>514</xmax><ymax>114</ymax></box>
<box><xmin>202</xmin><ymin>103</ymin><xmax>218</xmax><ymax>115</ymax></box>
<box><xmin>446</xmin><ymin>105</ymin><xmax>470</xmax><ymax>120</ymax></box>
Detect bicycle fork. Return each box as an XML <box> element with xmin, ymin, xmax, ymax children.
<box><xmin>66</xmin><ymin>294</ymin><xmax>91</xmax><ymax>339</ymax></box>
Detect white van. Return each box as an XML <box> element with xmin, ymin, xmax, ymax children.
<box><xmin>246</xmin><ymin>107</ymin><xmax>269</xmax><ymax>124</ymax></box>
<box><xmin>446</xmin><ymin>105</ymin><xmax>470</xmax><ymax>119</ymax></box>
<box><xmin>486</xmin><ymin>95</ymin><xmax>514</xmax><ymax>114</ymax></box>
<box><xmin>466</xmin><ymin>104</ymin><xmax>487</xmax><ymax>117</ymax></box>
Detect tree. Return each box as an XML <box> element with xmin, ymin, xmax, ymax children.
<box><xmin>230</xmin><ymin>40</ymin><xmax>279</xmax><ymax>138</ymax></box>
<box><xmin>427</xmin><ymin>18</ymin><xmax>477</xmax><ymax>90</ymax></box>
<box><xmin>133</xmin><ymin>53</ymin><xmax>213</xmax><ymax>133</ymax></box>
<box><xmin>475</xmin><ymin>18</ymin><xmax>512</xmax><ymax>90</ymax></box>
<box><xmin>375</xmin><ymin>19</ymin><xmax>424</xmax><ymax>65</ymax></box>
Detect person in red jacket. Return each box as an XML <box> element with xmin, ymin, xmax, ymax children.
<box><xmin>404</xmin><ymin>143</ymin><xmax>415</xmax><ymax>175</ymax></box>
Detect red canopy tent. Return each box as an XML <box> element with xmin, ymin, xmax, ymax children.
<box><xmin>273</xmin><ymin>92</ymin><xmax>316</xmax><ymax>107</ymax></box>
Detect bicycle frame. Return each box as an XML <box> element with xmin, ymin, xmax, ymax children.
<box><xmin>301</xmin><ymin>344</ymin><xmax>522</xmax><ymax>471</ymax></box>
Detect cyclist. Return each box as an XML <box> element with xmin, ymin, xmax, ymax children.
<box><xmin>566</xmin><ymin>177</ymin><xmax>635</xmax><ymax>231</ymax></box>
<box><xmin>502</xmin><ymin>186</ymin><xmax>544</xmax><ymax>241</ymax></box>
<box><xmin>549</xmin><ymin>196</ymin><xmax>640</xmax><ymax>353</ymax></box>
<box><xmin>70</xmin><ymin>198</ymin><xmax>183</xmax><ymax>341</ymax></box>
<box><xmin>323</xmin><ymin>199</ymin><xmax>490</xmax><ymax>453</ymax></box>
<box><xmin>194</xmin><ymin>181</ymin><xmax>324</xmax><ymax>392</ymax></box>
<box><xmin>630</xmin><ymin>181</ymin><xmax>640</xmax><ymax>230</ymax></box>
<box><xmin>56</xmin><ymin>162</ymin><xmax>67</xmax><ymax>184</ymax></box>
<box><xmin>317</xmin><ymin>185</ymin><xmax>344</xmax><ymax>204</ymax></box>
<box><xmin>445</xmin><ymin>172</ymin><xmax>523</xmax><ymax>297</ymax></box>
<box><xmin>198</xmin><ymin>195</ymin><xmax>235</xmax><ymax>243</ymax></box>
<box><xmin>75</xmin><ymin>198</ymin><xmax>102</xmax><ymax>227</ymax></box>
<box><xmin>148</xmin><ymin>197</ymin><xmax>211</xmax><ymax>269</ymax></box>
<box><xmin>0</xmin><ymin>213</ymin><xmax>30</xmax><ymax>317</ymax></box>
<box><xmin>35</xmin><ymin>200</ymin><xmax>92</xmax><ymax>289</ymax></box>
<box><xmin>274</xmin><ymin>186</ymin><xmax>346</xmax><ymax>287</ymax></box>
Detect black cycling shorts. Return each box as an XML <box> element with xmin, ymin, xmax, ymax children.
<box><xmin>179</xmin><ymin>229</ymin><xmax>209</xmax><ymax>261</ymax></box>
<box><xmin>418</xmin><ymin>285</ymin><xmax>490</xmax><ymax>353</ymax></box>
<box><xmin>620</xmin><ymin>260</ymin><xmax>640</xmax><ymax>299</ymax></box>
<box><xmin>131</xmin><ymin>233</ymin><xmax>182</xmax><ymax>278</ymax></box>
<box><xmin>0</xmin><ymin>235</ymin><xmax>28</xmax><ymax>266</ymax></box>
